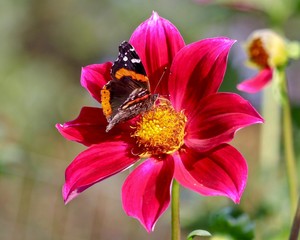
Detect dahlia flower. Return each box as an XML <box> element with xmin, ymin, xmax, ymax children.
<box><xmin>56</xmin><ymin>12</ymin><xmax>263</xmax><ymax>232</ymax></box>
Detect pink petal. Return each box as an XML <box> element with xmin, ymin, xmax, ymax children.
<box><xmin>237</xmin><ymin>68</ymin><xmax>273</xmax><ymax>93</ymax></box>
<box><xmin>63</xmin><ymin>141</ymin><xmax>139</xmax><ymax>204</ymax></box>
<box><xmin>129</xmin><ymin>11</ymin><xmax>185</xmax><ymax>96</ymax></box>
<box><xmin>122</xmin><ymin>156</ymin><xmax>174</xmax><ymax>232</ymax></box>
<box><xmin>80</xmin><ymin>63</ymin><xmax>112</xmax><ymax>102</ymax></box>
<box><xmin>184</xmin><ymin>93</ymin><xmax>263</xmax><ymax>152</ymax></box>
<box><xmin>174</xmin><ymin>144</ymin><xmax>247</xmax><ymax>203</ymax></box>
<box><xmin>56</xmin><ymin>107</ymin><xmax>131</xmax><ymax>146</ymax></box>
<box><xmin>169</xmin><ymin>37</ymin><xmax>235</xmax><ymax>111</ymax></box>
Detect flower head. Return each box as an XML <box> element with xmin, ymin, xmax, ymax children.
<box><xmin>56</xmin><ymin>12</ymin><xmax>263</xmax><ymax>232</ymax></box>
<box><xmin>237</xmin><ymin>29</ymin><xmax>300</xmax><ymax>93</ymax></box>
<box><xmin>246</xmin><ymin>29</ymin><xmax>288</xmax><ymax>68</ymax></box>
<box><xmin>132</xmin><ymin>99</ymin><xmax>186</xmax><ymax>157</ymax></box>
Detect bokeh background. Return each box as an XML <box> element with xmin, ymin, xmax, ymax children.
<box><xmin>1</xmin><ymin>0</ymin><xmax>300</xmax><ymax>239</ymax></box>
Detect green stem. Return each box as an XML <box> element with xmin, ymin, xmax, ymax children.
<box><xmin>171</xmin><ymin>180</ymin><xmax>180</xmax><ymax>240</ymax></box>
<box><xmin>259</xmin><ymin>86</ymin><xmax>281</xmax><ymax>171</ymax></box>
<box><xmin>289</xmin><ymin>197</ymin><xmax>300</xmax><ymax>240</ymax></box>
<box><xmin>280</xmin><ymin>69</ymin><xmax>298</xmax><ymax>214</ymax></box>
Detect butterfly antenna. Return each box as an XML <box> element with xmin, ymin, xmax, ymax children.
<box><xmin>153</xmin><ymin>67</ymin><xmax>167</xmax><ymax>93</ymax></box>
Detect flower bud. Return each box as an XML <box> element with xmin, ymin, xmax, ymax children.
<box><xmin>245</xmin><ymin>29</ymin><xmax>289</xmax><ymax>69</ymax></box>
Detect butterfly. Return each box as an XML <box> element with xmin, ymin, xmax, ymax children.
<box><xmin>101</xmin><ymin>41</ymin><xmax>158</xmax><ymax>132</ymax></box>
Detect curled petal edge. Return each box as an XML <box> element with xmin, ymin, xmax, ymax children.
<box><xmin>174</xmin><ymin>145</ymin><xmax>248</xmax><ymax>204</ymax></box>
<box><xmin>63</xmin><ymin>141</ymin><xmax>139</xmax><ymax>204</ymax></box>
<box><xmin>237</xmin><ymin>67</ymin><xmax>273</xmax><ymax>93</ymax></box>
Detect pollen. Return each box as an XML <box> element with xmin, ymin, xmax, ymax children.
<box><xmin>248</xmin><ymin>38</ymin><xmax>269</xmax><ymax>68</ymax></box>
<box><xmin>132</xmin><ymin>99</ymin><xmax>187</xmax><ymax>157</ymax></box>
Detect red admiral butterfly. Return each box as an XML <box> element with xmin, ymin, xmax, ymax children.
<box><xmin>101</xmin><ymin>41</ymin><xmax>158</xmax><ymax>132</ymax></box>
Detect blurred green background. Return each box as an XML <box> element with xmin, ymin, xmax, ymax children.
<box><xmin>1</xmin><ymin>0</ymin><xmax>300</xmax><ymax>239</ymax></box>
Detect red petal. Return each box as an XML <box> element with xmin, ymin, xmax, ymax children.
<box><xmin>237</xmin><ymin>68</ymin><xmax>273</xmax><ymax>93</ymax></box>
<box><xmin>122</xmin><ymin>156</ymin><xmax>174</xmax><ymax>232</ymax></box>
<box><xmin>63</xmin><ymin>141</ymin><xmax>139</xmax><ymax>204</ymax></box>
<box><xmin>80</xmin><ymin>63</ymin><xmax>112</xmax><ymax>102</ymax></box>
<box><xmin>169</xmin><ymin>37</ymin><xmax>235</xmax><ymax>111</ymax></box>
<box><xmin>129</xmin><ymin>11</ymin><xmax>185</xmax><ymax>96</ymax></box>
<box><xmin>174</xmin><ymin>144</ymin><xmax>247</xmax><ymax>203</ymax></box>
<box><xmin>185</xmin><ymin>93</ymin><xmax>263</xmax><ymax>152</ymax></box>
<box><xmin>56</xmin><ymin>107</ymin><xmax>131</xmax><ymax>146</ymax></box>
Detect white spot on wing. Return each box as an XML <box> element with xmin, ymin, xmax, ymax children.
<box><xmin>123</xmin><ymin>56</ymin><xmax>128</xmax><ymax>61</ymax></box>
<box><xmin>131</xmin><ymin>58</ymin><xmax>141</xmax><ymax>63</ymax></box>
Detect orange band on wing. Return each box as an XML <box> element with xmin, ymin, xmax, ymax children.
<box><xmin>101</xmin><ymin>87</ymin><xmax>112</xmax><ymax>118</ymax></box>
<box><xmin>121</xmin><ymin>94</ymin><xmax>151</xmax><ymax>110</ymax></box>
<box><xmin>115</xmin><ymin>68</ymin><xmax>149</xmax><ymax>82</ymax></box>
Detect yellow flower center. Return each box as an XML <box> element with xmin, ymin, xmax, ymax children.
<box><xmin>132</xmin><ymin>99</ymin><xmax>186</xmax><ymax>157</ymax></box>
<box><xmin>248</xmin><ymin>38</ymin><xmax>269</xmax><ymax>68</ymax></box>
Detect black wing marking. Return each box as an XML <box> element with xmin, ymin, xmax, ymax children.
<box><xmin>111</xmin><ymin>41</ymin><xmax>149</xmax><ymax>89</ymax></box>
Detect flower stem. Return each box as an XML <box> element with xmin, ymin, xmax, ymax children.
<box><xmin>280</xmin><ymin>69</ymin><xmax>298</xmax><ymax>214</ymax></box>
<box><xmin>171</xmin><ymin>180</ymin><xmax>180</xmax><ymax>240</ymax></box>
<box><xmin>259</xmin><ymin>86</ymin><xmax>281</xmax><ymax>171</ymax></box>
<box><xmin>289</xmin><ymin>197</ymin><xmax>300</xmax><ymax>240</ymax></box>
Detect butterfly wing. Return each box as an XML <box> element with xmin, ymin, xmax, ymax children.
<box><xmin>101</xmin><ymin>41</ymin><xmax>157</xmax><ymax>132</ymax></box>
<box><xmin>111</xmin><ymin>41</ymin><xmax>150</xmax><ymax>90</ymax></box>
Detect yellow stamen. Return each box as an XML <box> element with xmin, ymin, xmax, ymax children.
<box><xmin>132</xmin><ymin>99</ymin><xmax>186</xmax><ymax>157</ymax></box>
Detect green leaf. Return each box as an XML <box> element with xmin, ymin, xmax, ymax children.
<box><xmin>209</xmin><ymin>207</ymin><xmax>255</xmax><ymax>240</ymax></box>
<box><xmin>187</xmin><ymin>229</ymin><xmax>212</xmax><ymax>240</ymax></box>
